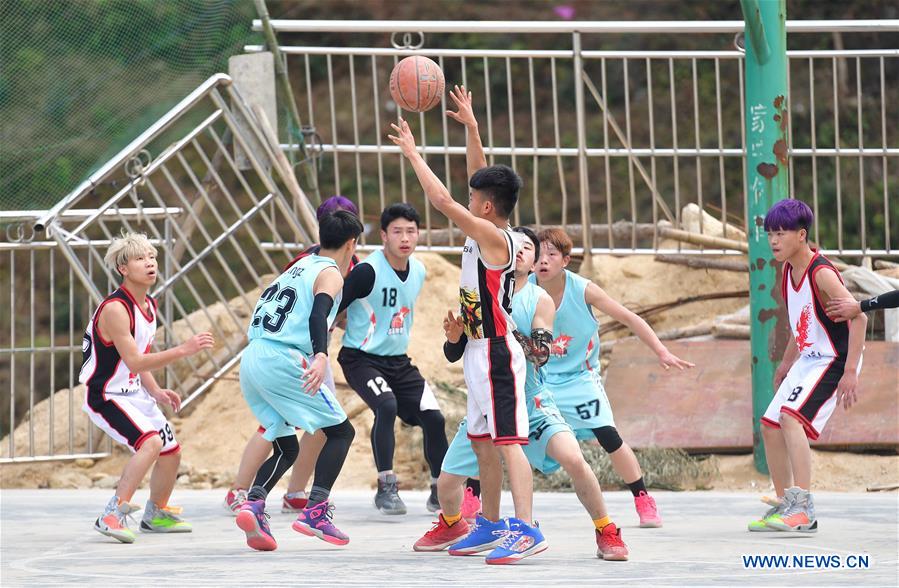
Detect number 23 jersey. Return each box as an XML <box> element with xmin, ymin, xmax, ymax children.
<box><xmin>247</xmin><ymin>254</ymin><xmax>341</xmax><ymax>355</ymax></box>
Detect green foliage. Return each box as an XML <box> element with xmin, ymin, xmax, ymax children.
<box><xmin>0</xmin><ymin>0</ymin><xmax>261</xmax><ymax>210</ymax></box>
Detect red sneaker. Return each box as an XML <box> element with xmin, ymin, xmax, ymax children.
<box><xmin>282</xmin><ymin>492</ymin><xmax>308</xmax><ymax>513</ymax></box>
<box><xmin>634</xmin><ymin>492</ymin><xmax>662</xmax><ymax>528</ymax></box>
<box><xmin>461</xmin><ymin>487</ymin><xmax>481</xmax><ymax>523</ymax></box>
<box><xmin>223</xmin><ymin>488</ymin><xmax>247</xmax><ymax>516</ymax></box>
<box><xmin>413</xmin><ymin>515</ymin><xmax>471</xmax><ymax>552</ymax></box>
<box><xmin>595</xmin><ymin>523</ymin><xmax>629</xmax><ymax>561</ymax></box>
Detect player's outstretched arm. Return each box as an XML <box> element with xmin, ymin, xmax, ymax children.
<box><xmin>99</xmin><ymin>302</ymin><xmax>214</xmax><ymax>374</ymax></box>
<box><xmin>388</xmin><ymin>118</ymin><xmax>506</xmax><ymax>253</ymax></box>
<box><xmin>815</xmin><ymin>268</ymin><xmax>867</xmax><ymax>409</ymax></box>
<box><xmin>584</xmin><ymin>282</ymin><xmax>695</xmax><ymax>371</ymax></box>
<box><xmin>826</xmin><ymin>289</ymin><xmax>899</xmax><ymax>322</ymax></box>
<box><xmin>446</xmin><ymin>85</ymin><xmax>487</xmax><ymax>179</ymax></box>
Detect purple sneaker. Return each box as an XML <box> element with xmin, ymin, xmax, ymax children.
<box><xmin>235</xmin><ymin>499</ymin><xmax>277</xmax><ymax>551</ymax></box>
<box><xmin>292</xmin><ymin>500</ymin><xmax>349</xmax><ymax>546</ymax></box>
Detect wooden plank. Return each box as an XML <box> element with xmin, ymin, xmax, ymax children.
<box><xmin>603</xmin><ymin>340</ymin><xmax>899</xmax><ymax>451</ymax></box>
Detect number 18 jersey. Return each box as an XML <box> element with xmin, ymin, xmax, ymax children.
<box><xmin>247</xmin><ymin>254</ymin><xmax>341</xmax><ymax>355</ymax></box>
<box><xmin>342</xmin><ymin>249</ymin><xmax>426</xmax><ymax>356</ymax></box>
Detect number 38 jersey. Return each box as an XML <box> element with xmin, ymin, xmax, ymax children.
<box><xmin>247</xmin><ymin>254</ymin><xmax>341</xmax><ymax>355</ymax></box>
<box><xmin>342</xmin><ymin>249</ymin><xmax>426</xmax><ymax>356</ymax></box>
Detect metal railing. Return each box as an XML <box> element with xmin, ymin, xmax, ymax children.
<box><xmin>1</xmin><ymin>75</ymin><xmax>308</xmax><ymax>462</ymax></box>
<box><xmin>248</xmin><ymin>19</ymin><xmax>899</xmax><ymax>259</ymax></box>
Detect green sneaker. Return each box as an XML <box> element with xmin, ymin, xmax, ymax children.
<box><xmin>140</xmin><ymin>502</ymin><xmax>193</xmax><ymax>533</ymax></box>
<box><xmin>748</xmin><ymin>495</ymin><xmax>788</xmax><ymax>532</ymax></box>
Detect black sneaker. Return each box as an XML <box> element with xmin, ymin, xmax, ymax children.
<box><xmin>426</xmin><ymin>483</ymin><xmax>440</xmax><ymax>513</ymax></box>
<box><xmin>374</xmin><ymin>474</ymin><xmax>407</xmax><ymax>515</ymax></box>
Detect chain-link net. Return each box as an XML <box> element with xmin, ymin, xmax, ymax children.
<box><xmin>0</xmin><ymin>0</ymin><xmax>260</xmax><ymax>210</ymax></box>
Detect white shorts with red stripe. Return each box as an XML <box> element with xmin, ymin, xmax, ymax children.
<box><xmin>462</xmin><ymin>334</ymin><xmax>528</xmax><ymax>445</ymax></box>
<box><xmin>762</xmin><ymin>354</ymin><xmax>862</xmax><ymax>440</ymax></box>
<box><xmin>83</xmin><ymin>387</ymin><xmax>180</xmax><ymax>455</ymax></box>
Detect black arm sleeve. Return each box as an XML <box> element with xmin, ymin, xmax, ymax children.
<box><xmin>861</xmin><ymin>289</ymin><xmax>899</xmax><ymax>312</ymax></box>
<box><xmin>310</xmin><ymin>293</ymin><xmax>335</xmax><ymax>356</ymax></box>
<box><xmin>443</xmin><ymin>334</ymin><xmax>468</xmax><ymax>363</ymax></box>
<box><xmin>336</xmin><ymin>263</ymin><xmax>376</xmax><ymax>315</ymax></box>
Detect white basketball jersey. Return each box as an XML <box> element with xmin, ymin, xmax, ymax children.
<box><xmin>80</xmin><ymin>287</ymin><xmax>157</xmax><ymax>397</ymax></box>
<box><xmin>459</xmin><ymin>228</ymin><xmax>522</xmax><ymax>339</ymax></box>
<box><xmin>782</xmin><ymin>252</ymin><xmax>849</xmax><ymax>360</ymax></box>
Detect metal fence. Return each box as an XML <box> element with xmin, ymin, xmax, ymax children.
<box><xmin>248</xmin><ymin>19</ymin><xmax>899</xmax><ymax>260</ymax></box>
<box><xmin>1</xmin><ymin>74</ymin><xmax>309</xmax><ymax>462</ymax></box>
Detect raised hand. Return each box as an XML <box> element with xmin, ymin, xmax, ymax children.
<box><xmin>446</xmin><ymin>84</ymin><xmax>478</xmax><ymax>128</ymax></box>
<box><xmin>388</xmin><ymin>118</ymin><xmax>417</xmax><ymax>158</ymax></box>
<box><xmin>443</xmin><ymin>309</ymin><xmax>464</xmax><ymax>343</ymax></box>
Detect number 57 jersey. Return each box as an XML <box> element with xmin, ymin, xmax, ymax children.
<box><xmin>247</xmin><ymin>254</ymin><xmax>341</xmax><ymax>355</ymax></box>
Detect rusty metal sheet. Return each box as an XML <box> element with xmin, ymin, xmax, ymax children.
<box><xmin>603</xmin><ymin>339</ymin><xmax>898</xmax><ymax>451</ymax></box>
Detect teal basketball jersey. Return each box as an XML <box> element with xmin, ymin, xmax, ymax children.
<box><xmin>342</xmin><ymin>249</ymin><xmax>426</xmax><ymax>356</ymax></box>
<box><xmin>247</xmin><ymin>254</ymin><xmax>341</xmax><ymax>354</ymax></box>
<box><xmin>530</xmin><ymin>269</ymin><xmax>600</xmax><ymax>378</ymax></box>
<box><xmin>510</xmin><ymin>280</ymin><xmax>548</xmax><ymax>401</ymax></box>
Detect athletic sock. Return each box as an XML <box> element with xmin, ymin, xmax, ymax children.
<box><xmin>466</xmin><ymin>478</ymin><xmax>481</xmax><ymax>498</ymax></box>
<box><xmin>442</xmin><ymin>512</ymin><xmax>462</xmax><ymax>526</ymax></box>
<box><xmin>593</xmin><ymin>515</ymin><xmax>612</xmax><ymax>531</ymax></box>
<box><xmin>284</xmin><ymin>490</ymin><xmax>306</xmax><ymax>499</ymax></box>
<box><xmin>247</xmin><ymin>485</ymin><xmax>268</xmax><ymax>502</ymax></box>
<box><xmin>627</xmin><ymin>477</ymin><xmax>648</xmax><ymax>497</ymax></box>
<box><xmin>308</xmin><ymin>485</ymin><xmax>330</xmax><ymax>506</ymax></box>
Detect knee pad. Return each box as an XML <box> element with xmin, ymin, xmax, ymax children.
<box><xmin>324</xmin><ymin>418</ymin><xmax>356</xmax><ymax>441</ymax></box>
<box><xmin>273</xmin><ymin>434</ymin><xmax>300</xmax><ymax>463</ymax></box>
<box><xmin>593</xmin><ymin>426</ymin><xmax>623</xmax><ymax>454</ymax></box>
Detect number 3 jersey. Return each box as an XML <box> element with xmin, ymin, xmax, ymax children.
<box><xmin>247</xmin><ymin>254</ymin><xmax>341</xmax><ymax>355</ymax></box>
<box><xmin>341</xmin><ymin>249</ymin><xmax>426</xmax><ymax>356</ymax></box>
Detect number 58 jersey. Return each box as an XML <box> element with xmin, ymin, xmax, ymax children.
<box><xmin>247</xmin><ymin>254</ymin><xmax>341</xmax><ymax>355</ymax></box>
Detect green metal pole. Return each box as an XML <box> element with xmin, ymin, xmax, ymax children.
<box><xmin>741</xmin><ymin>0</ymin><xmax>790</xmax><ymax>474</ymax></box>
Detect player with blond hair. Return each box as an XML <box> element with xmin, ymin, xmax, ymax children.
<box><xmin>81</xmin><ymin>232</ymin><xmax>214</xmax><ymax>543</ymax></box>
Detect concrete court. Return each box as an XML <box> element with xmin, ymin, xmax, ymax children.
<box><xmin>1</xmin><ymin>489</ymin><xmax>896</xmax><ymax>587</ymax></box>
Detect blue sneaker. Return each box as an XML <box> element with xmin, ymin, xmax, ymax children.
<box><xmin>235</xmin><ymin>499</ymin><xmax>277</xmax><ymax>551</ymax></box>
<box><xmin>447</xmin><ymin>515</ymin><xmax>509</xmax><ymax>555</ymax></box>
<box><xmin>485</xmin><ymin>518</ymin><xmax>547</xmax><ymax>565</ymax></box>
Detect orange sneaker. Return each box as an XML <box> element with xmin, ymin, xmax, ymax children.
<box><xmin>766</xmin><ymin>488</ymin><xmax>817</xmax><ymax>533</ymax></box>
<box><xmin>413</xmin><ymin>515</ymin><xmax>471</xmax><ymax>552</ymax></box>
<box><xmin>595</xmin><ymin>523</ymin><xmax>629</xmax><ymax>561</ymax></box>
<box><xmin>94</xmin><ymin>497</ymin><xmax>140</xmax><ymax>544</ymax></box>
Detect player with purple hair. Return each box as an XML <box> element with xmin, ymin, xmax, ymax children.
<box><xmin>749</xmin><ymin>198</ymin><xmax>866</xmax><ymax>534</ymax></box>
<box><xmin>224</xmin><ymin>196</ymin><xmax>361</xmax><ymax>515</ymax></box>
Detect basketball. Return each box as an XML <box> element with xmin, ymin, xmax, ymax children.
<box><xmin>389</xmin><ymin>55</ymin><xmax>445</xmax><ymax>113</ymax></box>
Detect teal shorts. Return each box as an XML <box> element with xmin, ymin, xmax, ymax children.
<box><xmin>441</xmin><ymin>389</ymin><xmax>571</xmax><ymax>477</ymax></box>
<box><xmin>546</xmin><ymin>369</ymin><xmax>615</xmax><ymax>441</ymax></box>
<box><xmin>240</xmin><ymin>339</ymin><xmax>347</xmax><ymax>441</ymax></box>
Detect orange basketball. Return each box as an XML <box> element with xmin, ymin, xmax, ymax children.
<box><xmin>389</xmin><ymin>55</ymin><xmax>445</xmax><ymax>113</ymax></box>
